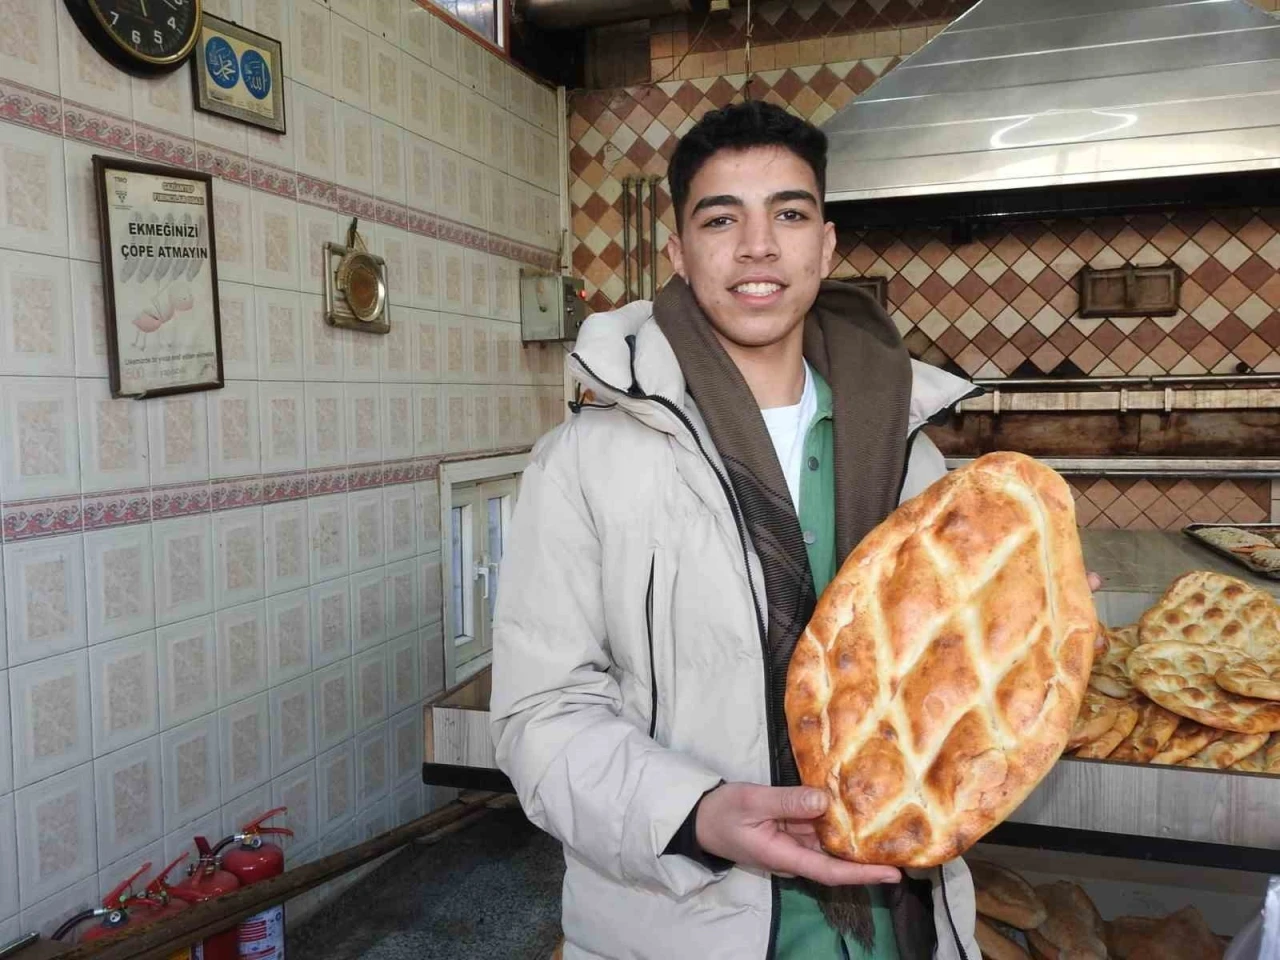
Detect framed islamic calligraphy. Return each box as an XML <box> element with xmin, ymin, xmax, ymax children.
<box><xmin>192</xmin><ymin>12</ymin><xmax>285</xmax><ymax>134</ymax></box>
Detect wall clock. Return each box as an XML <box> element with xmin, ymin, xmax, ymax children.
<box><xmin>63</xmin><ymin>0</ymin><xmax>202</xmax><ymax>76</ymax></box>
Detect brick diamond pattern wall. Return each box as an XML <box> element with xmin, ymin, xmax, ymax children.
<box><xmin>1069</xmin><ymin>478</ymin><xmax>1273</xmax><ymax>530</ymax></box>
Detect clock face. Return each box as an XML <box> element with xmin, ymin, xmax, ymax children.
<box><xmin>65</xmin><ymin>0</ymin><xmax>201</xmax><ymax>73</ymax></box>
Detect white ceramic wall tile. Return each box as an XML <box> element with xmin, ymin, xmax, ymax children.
<box><xmin>352</xmin><ymin>642</ymin><xmax>387</xmax><ymax>732</ymax></box>
<box><xmin>351</xmin><ymin>568</ymin><xmax>387</xmax><ymax>652</ymax></box>
<box><xmin>302</xmin><ymin>295</ymin><xmax>344</xmax><ymax>381</ymax></box>
<box><xmin>217</xmin><ymin>281</ymin><xmax>259</xmax><ymax>380</ymax></box>
<box><xmin>420</xmin><ymin>621</ymin><xmax>444</xmax><ymax>698</ymax></box>
<box><xmin>344</xmin><ymin>385</ymin><xmax>383</xmax><ymax>466</ymax></box>
<box><xmin>0</xmin><ymin>377</ymin><xmax>81</xmax><ymax>500</ymax></box>
<box><xmin>0</xmin><ymin>251</ymin><xmax>74</xmax><ymax>377</ymax></box>
<box><xmin>334</xmin><ymin>102</ymin><xmax>374</xmax><ymax>197</ymax></box>
<box><xmin>96</xmin><ymin>836</ymin><xmax>165</xmax><ymax>905</ymax></box>
<box><xmin>409</xmin><ymin>309</ymin><xmax>439</xmax><ymax>381</ymax></box>
<box><xmin>434</xmin><ymin>146</ymin><xmax>462</xmax><ymax>224</ymax></box>
<box><xmin>163</xmin><ymin>808</ymin><xmax>221</xmax><ymax>869</ymax></box>
<box><xmin>315</xmin><ymin>740</ymin><xmax>354</xmax><ymax>831</ymax></box>
<box><xmin>431</xmin><ymin>13</ymin><xmax>458</xmax><ymax>81</ymax></box>
<box><xmin>393</xmin><ymin>778</ymin><xmax>422</xmax><ymax>827</ymax></box>
<box><xmin>442</xmin><ymin>385</ymin><xmax>471</xmax><ymax>454</ymax></box>
<box><xmin>332</xmin><ymin>0</ymin><xmax>368</xmax><ymax>29</ymax></box>
<box><xmin>212</xmin><ymin>181</ymin><xmax>255</xmax><ymax>285</ymax></box>
<box><xmin>70</xmin><ymin>259</ymin><xmax>110</xmax><ymax>378</ymax></box>
<box><xmin>269</xmin><ymin>675</ymin><xmax>315</xmax><ymax>776</ymax></box>
<box><xmin>0</xmin><ymin>793</ymin><xmax>16</xmax><ymax>920</ymax></box>
<box><xmin>383</xmin><ymin>485</ymin><xmax>417</xmax><ymax>563</ymax></box>
<box><xmin>219</xmin><ymin>692</ymin><xmax>271</xmax><ymax>803</ymax></box>
<box><xmin>415</xmin><ymin>385</ymin><xmax>443</xmax><ymax>456</ymax></box>
<box><xmin>293</xmin><ymin>85</ymin><xmax>336</xmax><ymax>187</ymax></box>
<box><xmin>463</xmin><ymin>161</ymin><xmax>487</xmax><ymax>233</ymax></box>
<box><xmin>18</xmin><ymin>875</ymin><xmax>96</xmax><ymax>941</ymax></box>
<box><xmin>157</xmin><ymin>616</ymin><xmax>216</xmax><ymax>730</ymax></box>
<box><xmin>487</xmin><ymin>168</ymin><xmax>509</xmax><ymax>241</ymax></box>
<box><xmin>271</xmin><ymin>759</ymin><xmax>318</xmax><ymax>851</ymax></box>
<box><xmin>88</xmin><ymin>631</ymin><xmax>158</xmax><ymax>756</ymax></box>
<box><xmin>256</xmin><ymin>289</ymin><xmax>305</xmax><ymax>380</ymax></box>
<box><xmin>355</xmin><ymin>721</ymin><xmax>388</xmax><ymax>806</ymax></box>
<box><xmin>313</xmin><ymin>660</ymin><xmax>353</xmax><ymax>753</ymax></box>
<box><xmin>260</xmin><ymin>387</ymin><xmax>307</xmax><ymax>480</ymax></box>
<box><xmin>267</xmin><ymin>589</ymin><xmax>312</xmax><ymax>686</ymax></box>
<box><xmin>213</xmin><ymin>508</ymin><xmax>265</xmax><ymax>611</ymax></box>
<box><xmin>389</xmin><ymin>704</ymin><xmax>421</xmax><ymax>788</ymax></box>
<box><xmin>208</xmin><ymin>381</ymin><xmax>262</xmax><ymax>479</ymax></box>
<box><xmin>9</xmin><ymin>649</ymin><xmax>90</xmax><ymax>788</ymax></box>
<box><xmin>466</xmin><ymin>251</ymin><xmax>491</xmax><ymax>321</ymax></box>
<box><xmin>251</xmin><ymin>189</ymin><xmax>301</xmax><ymax>292</ymax></box>
<box><xmin>77</xmin><ymin>379</ymin><xmax>149</xmax><ymax>494</ymax></box>
<box><xmin>5</xmin><ymin>534</ymin><xmax>87</xmax><ymax>667</ymax></box>
<box><xmin>369</xmin><ymin>0</ymin><xmax>400</xmax><ymax>39</ymax></box>
<box><xmin>355</xmin><ymin>796</ymin><xmax>389</xmax><ymax>841</ymax></box>
<box><xmin>84</xmin><ymin>526</ymin><xmax>155</xmax><ymax>646</ymax></box>
<box><xmin>483</xmin><ymin>50</ymin><xmax>506</xmax><ymax>106</ymax></box>
<box><xmin>310</xmin><ymin>579</ymin><xmax>351</xmax><ymax>669</ymax></box>
<box><xmin>290</xmin><ymin>0</ymin><xmax>332</xmax><ymax>96</ymax></box>
<box><xmin>298</xmin><ymin>210</ymin><xmax>339</xmax><ymax>301</ymax></box>
<box><xmin>0</xmin><ymin>0</ymin><xmax>59</xmax><ymax>93</ymax></box>
<box><xmin>160</xmin><ymin>713</ymin><xmax>220</xmax><ymax>831</ymax></box>
<box><xmin>304</xmin><ymin>382</ymin><xmax>347</xmax><ymax>469</ymax></box>
<box><xmin>93</xmin><ymin>736</ymin><xmax>162</xmax><ymax>867</ymax></box>
<box><xmin>403</xmin><ymin>60</ymin><xmax>434</xmax><ymax>143</ymax></box>
<box><xmin>342</xmin><ymin>327</ymin><xmax>382</xmax><ymax>383</ymax></box>
<box><xmin>372</xmin><ymin>119</ymin><xmax>406</xmax><ymax>208</ymax></box>
<box><xmin>385</xmin><ymin>560</ymin><xmax>417</xmax><ymax>641</ymax></box>
<box><xmin>415</xmin><ymin>481</ymin><xmax>441</xmax><ymax>557</ymax></box>
<box><xmin>332</xmin><ymin>15</ymin><xmax>370</xmax><ymax>110</ymax></box>
<box><xmin>264</xmin><ymin>501</ymin><xmax>309</xmax><ymax>597</ymax></box>
<box><xmin>0</xmin><ymin>124</ymin><xmax>69</xmax><ymax>259</ymax></box>
<box><xmin>242</xmin><ymin>0</ymin><xmax>289</xmax><ymax>52</ymax></box>
<box><xmin>461</xmin><ymin>89</ymin><xmax>485</xmax><ymax>162</ymax></box>
<box><xmin>410</xmin><ymin>238</ymin><xmax>439</xmax><ymax>311</ymax></box>
<box><xmin>388</xmin><ymin>630</ymin><xmax>420</xmax><ymax>713</ymax></box>
<box><xmin>215</xmin><ymin>600</ymin><xmax>267</xmax><ymax>707</ymax></box>
<box><xmin>308</xmin><ymin>494</ymin><xmax>350</xmax><ymax>583</ymax></box>
<box><xmin>319</xmin><ymin>817</ymin><xmax>355</xmax><ymax>854</ymax></box>
<box><xmin>133</xmin><ymin>67</ymin><xmax>196</xmax><ymax>140</ymax></box>
<box><xmin>381</xmin><ymin>306</ymin><xmax>413</xmax><ymax>382</ymax></box>
<box><xmin>14</xmin><ymin>761</ymin><xmax>97</xmax><ymax>909</ymax></box>
<box><xmin>438</xmin><ymin>246</ymin><xmax>466</xmax><ymax>316</ymax></box>
<box><xmin>348</xmin><ymin>491</ymin><xmax>384</xmax><ymax>576</ymax></box>
<box><xmin>370</xmin><ymin>37</ymin><xmax>403</xmax><ymax>126</ymax></box>
<box><xmin>0</xmin><ymin>674</ymin><xmax>10</xmax><ymax>795</ymax></box>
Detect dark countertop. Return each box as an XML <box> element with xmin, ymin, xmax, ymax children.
<box><xmin>1081</xmin><ymin>528</ymin><xmax>1280</xmax><ymax>597</ymax></box>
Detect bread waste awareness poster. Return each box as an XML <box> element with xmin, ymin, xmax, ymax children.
<box><xmin>95</xmin><ymin>157</ymin><xmax>225</xmax><ymax>399</ymax></box>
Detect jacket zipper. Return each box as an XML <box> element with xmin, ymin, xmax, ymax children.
<box><xmin>646</xmin><ymin>555</ymin><xmax>658</xmax><ymax>740</ymax></box>
<box><xmin>571</xmin><ymin>351</ymin><xmax>783</xmax><ymax>960</ymax></box>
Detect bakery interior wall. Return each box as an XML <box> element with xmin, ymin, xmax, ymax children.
<box><xmin>0</xmin><ymin>0</ymin><xmax>569</xmax><ymax>941</ymax></box>
<box><xmin>569</xmin><ymin>0</ymin><xmax>1280</xmax><ymax>531</ymax></box>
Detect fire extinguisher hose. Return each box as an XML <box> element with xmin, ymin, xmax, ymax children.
<box><xmin>52</xmin><ymin>909</ymin><xmax>105</xmax><ymax>942</ymax></box>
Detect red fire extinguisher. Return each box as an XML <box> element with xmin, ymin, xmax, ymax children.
<box><xmin>52</xmin><ymin>859</ymin><xmax>155</xmax><ymax>943</ymax></box>
<box><xmin>221</xmin><ymin>807</ymin><xmax>293</xmax><ymax>960</ymax></box>
<box><xmin>170</xmin><ymin>836</ymin><xmax>243</xmax><ymax>960</ymax></box>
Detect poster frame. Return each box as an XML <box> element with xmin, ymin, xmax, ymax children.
<box><xmin>92</xmin><ymin>154</ymin><xmax>226</xmax><ymax>400</ymax></box>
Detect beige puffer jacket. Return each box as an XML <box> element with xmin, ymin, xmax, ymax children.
<box><xmin>490</xmin><ymin>300</ymin><xmax>983</xmax><ymax>960</ymax></box>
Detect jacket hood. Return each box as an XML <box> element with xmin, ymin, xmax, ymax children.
<box><xmin>568</xmin><ymin>296</ymin><xmax>979</xmax><ymax>431</ymax></box>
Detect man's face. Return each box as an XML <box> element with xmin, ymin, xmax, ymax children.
<box><xmin>666</xmin><ymin>145</ymin><xmax>837</xmax><ymax>353</ymax></box>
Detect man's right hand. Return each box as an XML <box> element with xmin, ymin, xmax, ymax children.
<box><xmin>695</xmin><ymin>782</ymin><xmax>902</xmax><ymax>886</ymax></box>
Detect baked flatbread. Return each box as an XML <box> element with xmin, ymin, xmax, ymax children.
<box><xmin>1137</xmin><ymin>571</ymin><xmax>1280</xmax><ymax>656</ymax></box>
<box><xmin>785</xmin><ymin>452</ymin><xmax>1098</xmax><ymax>867</ymax></box>
<box><xmin>1216</xmin><ymin>656</ymin><xmax>1280</xmax><ymax>701</ymax></box>
<box><xmin>970</xmin><ymin>859</ymin><xmax>1048</xmax><ymax>930</ymax></box>
<box><xmin>1068</xmin><ymin>691</ymin><xmax>1126</xmax><ymax>751</ymax></box>
<box><xmin>1182</xmin><ymin>730</ymin><xmax>1269</xmax><ymax>768</ymax></box>
<box><xmin>1107</xmin><ymin>906</ymin><xmax>1223</xmax><ymax>960</ymax></box>
<box><xmin>1150</xmin><ymin>720</ymin><xmax>1222</xmax><ymax>765</ymax></box>
<box><xmin>1232</xmin><ymin>732</ymin><xmax>1280</xmax><ymax>774</ymax></box>
<box><xmin>1127</xmin><ymin>641</ymin><xmax>1280</xmax><ymax>733</ymax></box>
<box><xmin>1089</xmin><ymin>626</ymin><xmax>1139</xmax><ymax>700</ymax></box>
<box><xmin>1107</xmin><ymin>700</ymin><xmax>1181</xmax><ymax>763</ymax></box>
<box><xmin>1248</xmin><ymin>549</ymin><xmax>1280</xmax><ymax>574</ymax></box>
<box><xmin>1195</xmin><ymin>527</ymin><xmax>1274</xmax><ymax>552</ymax></box>
<box><xmin>1026</xmin><ymin>882</ymin><xmax>1107</xmax><ymax>960</ymax></box>
<box><xmin>1074</xmin><ymin>700</ymin><xmax>1141</xmax><ymax>759</ymax></box>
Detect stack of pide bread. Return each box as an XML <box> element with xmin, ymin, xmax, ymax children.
<box><xmin>970</xmin><ymin>859</ymin><xmax>1226</xmax><ymax>960</ymax></box>
<box><xmin>1068</xmin><ymin>571</ymin><xmax>1280</xmax><ymax>771</ymax></box>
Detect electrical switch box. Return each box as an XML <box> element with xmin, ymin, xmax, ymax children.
<box><xmin>520</xmin><ymin>270</ymin><xmax>588</xmax><ymax>343</ymax></box>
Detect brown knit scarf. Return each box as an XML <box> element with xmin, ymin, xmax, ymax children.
<box><xmin>653</xmin><ymin>276</ymin><xmax>936</xmax><ymax>954</ymax></box>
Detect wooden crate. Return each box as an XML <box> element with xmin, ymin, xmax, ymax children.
<box><xmin>425</xmin><ymin>667</ymin><xmax>497</xmax><ymax>770</ymax></box>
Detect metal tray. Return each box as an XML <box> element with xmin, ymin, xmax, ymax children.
<box><xmin>1182</xmin><ymin>523</ymin><xmax>1280</xmax><ymax>581</ymax></box>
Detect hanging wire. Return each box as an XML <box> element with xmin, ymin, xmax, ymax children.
<box><xmin>743</xmin><ymin>0</ymin><xmax>754</xmax><ymax>99</ymax></box>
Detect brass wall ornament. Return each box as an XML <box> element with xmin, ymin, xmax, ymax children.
<box><xmin>324</xmin><ymin>218</ymin><xmax>390</xmax><ymax>334</ymax></box>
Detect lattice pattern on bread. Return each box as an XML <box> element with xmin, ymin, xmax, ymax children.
<box><xmin>784</xmin><ymin>452</ymin><xmax>1097</xmax><ymax>868</ymax></box>
<box><xmin>1138</xmin><ymin>571</ymin><xmax>1280</xmax><ymax>655</ymax></box>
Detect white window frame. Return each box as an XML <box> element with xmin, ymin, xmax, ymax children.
<box><xmin>439</xmin><ymin>453</ymin><xmax>528</xmax><ymax>687</ymax></box>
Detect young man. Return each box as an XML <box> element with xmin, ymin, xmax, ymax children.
<box><xmin>490</xmin><ymin>101</ymin><xmax>983</xmax><ymax>959</ymax></box>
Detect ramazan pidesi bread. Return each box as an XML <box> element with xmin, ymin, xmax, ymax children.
<box><xmin>785</xmin><ymin>452</ymin><xmax>1097</xmax><ymax>868</ymax></box>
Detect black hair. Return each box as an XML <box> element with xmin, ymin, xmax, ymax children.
<box><xmin>667</xmin><ymin>99</ymin><xmax>828</xmax><ymax>233</ymax></box>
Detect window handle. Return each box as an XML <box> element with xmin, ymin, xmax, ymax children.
<box><xmin>474</xmin><ymin>558</ymin><xmax>490</xmax><ymax>599</ymax></box>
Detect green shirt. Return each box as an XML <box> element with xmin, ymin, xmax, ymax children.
<box><xmin>776</xmin><ymin>369</ymin><xmax>900</xmax><ymax>960</ymax></box>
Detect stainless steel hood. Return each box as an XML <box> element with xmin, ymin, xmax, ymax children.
<box><xmin>823</xmin><ymin>0</ymin><xmax>1280</xmax><ymax>205</ymax></box>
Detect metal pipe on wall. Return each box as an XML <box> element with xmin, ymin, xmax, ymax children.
<box><xmin>649</xmin><ymin>175</ymin><xmax>659</xmax><ymax>299</ymax></box>
<box><xmin>636</xmin><ymin>177</ymin><xmax>647</xmax><ymax>299</ymax></box>
<box><xmin>622</xmin><ymin>176</ymin><xmax>632</xmax><ymax>303</ymax></box>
